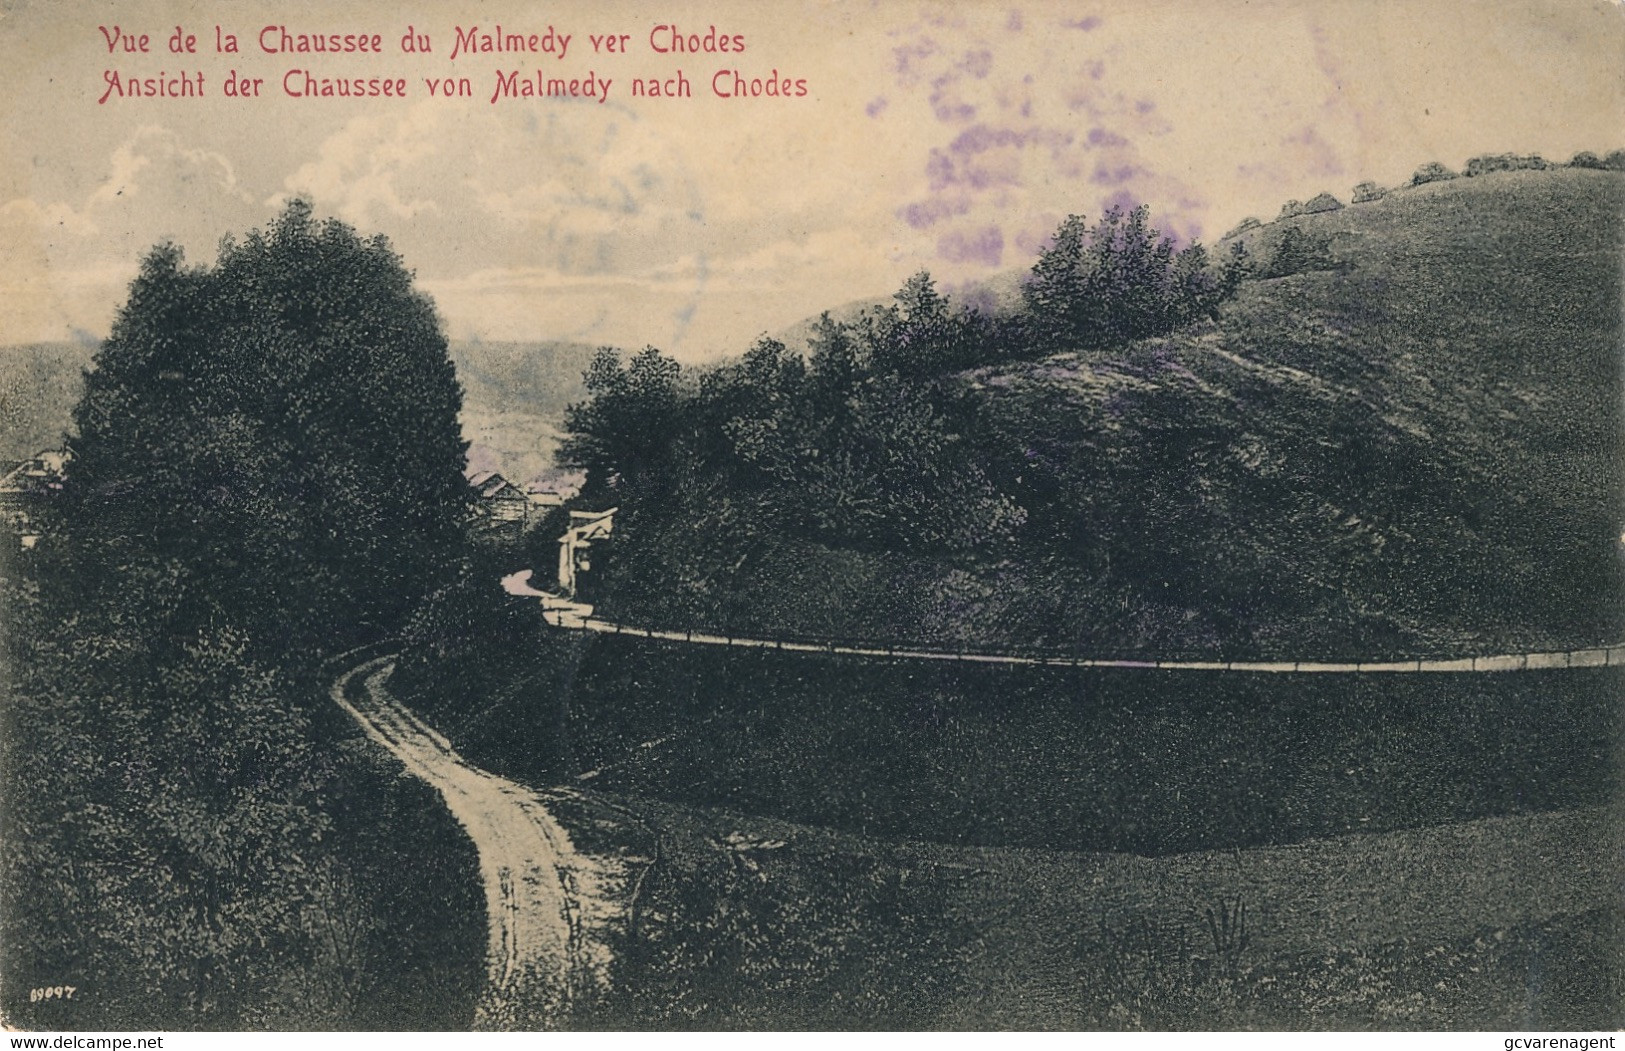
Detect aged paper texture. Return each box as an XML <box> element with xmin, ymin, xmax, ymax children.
<box><xmin>2</xmin><ymin>0</ymin><xmax>1622</xmax><ymax>1033</ymax></box>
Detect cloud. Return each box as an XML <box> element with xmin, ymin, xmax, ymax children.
<box><xmin>71</xmin><ymin>126</ymin><xmax>265</xmax><ymax>265</ymax></box>
<box><xmin>279</xmin><ymin>101</ymin><xmax>711</xmax><ymax>276</ymax></box>
<box><xmin>0</xmin><ymin>127</ymin><xmax>267</xmax><ymax>342</ymax></box>
<box><xmin>275</xmin><ymin>97</ymin><xmax>914</xmax><ymax>354</ymax></box>
<box><xmin>420</xmin><ymin>224</ymin><xmax>902</xmax><ymax>358</ymax></box>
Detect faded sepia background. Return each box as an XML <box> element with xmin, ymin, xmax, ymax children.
<box><xmin>3</xmin><ymin>0</ymin><xmax>1623</xmax><ymax>1033</ymax></box>
<box><xmin>3</xmin><ymin>0</ymin><xmax>1622</xmax><ymax>361</ymax></box>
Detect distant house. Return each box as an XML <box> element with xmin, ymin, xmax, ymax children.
<box><xmin>557</xmin><ymin>507</ymin><xmax>616</xmax><ymax>599</ymax></box>
<box><xmin>465</xmin><ymin>468</ymin><xmax>532</xmax><ymax>525</ymax></box>
<box><xmin>525</xmin><ymin>480</ymin><xmax>581</xmax><ymax>512</ymax></box>
<box><xmin>1</xmin><ymin>448</ymin><xmax>72</xmax><ymax>547</ymax></box>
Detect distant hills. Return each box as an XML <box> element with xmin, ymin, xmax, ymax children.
<box><xmin>0</xmin><ymin>341</ymin><xmax>96</xmax><ymax>463</ymax></box>
<box><xmin>451</xmin><ymin>340</ymin><xmax>600</xmax><ymax>486</ymax></box>
<box><xmin>0</xmin><ymin>337</ymin><xmax>605</xmax><ymax>487</ymax></box>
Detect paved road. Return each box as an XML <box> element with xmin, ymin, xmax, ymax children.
<box><xmin>330</xmin><ymin>655</ymin><xmax>626</xmax><ymax>1029</ymax></box>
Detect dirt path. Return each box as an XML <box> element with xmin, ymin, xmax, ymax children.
<box><xmin>330</xmin><ymin>656</ymin><xmax>630</xmax><ymax>1029</ymax></box>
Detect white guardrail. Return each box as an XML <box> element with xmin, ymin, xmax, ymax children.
<box><xmin>535</xmin><ymin>595</ymin><xmax>1624</xmax><ymax>674</ymax></box>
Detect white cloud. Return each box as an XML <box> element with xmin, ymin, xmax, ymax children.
<box><xmin>280</xmin><ymin>101</ymin><xmax>712</xmax><ymax>279</ymax></box>
<box><xmin>0</xmin><ymin>127</ymin><xmax>268</xmax><ymax>342</ymax></box>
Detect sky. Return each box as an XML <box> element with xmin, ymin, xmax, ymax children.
<box><xmin>2</xmin><ymin>0</ymin><xmax>1622</xmax><ymax>361</ymax></box>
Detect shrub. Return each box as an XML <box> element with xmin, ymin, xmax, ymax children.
<box><xmin>1351</xmin><ymin>181</ymin><xmax>1386</xmax><ymax>204</ymax></box>
<box><xmin>1410</xmin><ymin>161</ymin><xmax>1458</xmax><ymax>186</ymax></box>
<box><xmin>1261</xmin><ymin>225</ymin><xmax>1336</xmax><ymax>279</ymax></box>
<box><xmin>1465</xmin><ymin>153</ymin><xmax>1548</xmax><ymax>177</ymax></box>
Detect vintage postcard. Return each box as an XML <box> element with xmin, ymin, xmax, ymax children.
<box><xmin>1</xmin><ymin>0</ymin><xmax>1621</xmax><ymax>1033</ymax></box>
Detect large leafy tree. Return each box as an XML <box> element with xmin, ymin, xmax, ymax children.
<box><xmin>5</xmin><ymin>199</ymin><xmax>472</xmax><ymax>1027</ymax></box>
<box><xmin>64</xmin><ymin>200</ymin><xmax>469</xmax><ymax>656</ymax></box>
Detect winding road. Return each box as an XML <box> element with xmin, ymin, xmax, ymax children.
<box><xmin>330</xmin><ymin>656</ymin><xmax>630</xmax><ymax>1029</ymax></box>
<box><xmin>503</xmin><ymin>572</ymin><xmax>1625</xmax><ymax>674</ymax></box>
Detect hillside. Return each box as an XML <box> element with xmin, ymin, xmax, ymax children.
<box><xmin>965</xmin><ymin>168</ymin><xmax>1623</xmax><ymax>654</ymax></box>
<box><xmin>588</xmin><ymin>168</ymin><xmax>1623</xmax><ymax>659</ymax></box>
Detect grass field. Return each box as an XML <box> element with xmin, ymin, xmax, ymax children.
<box><xmin>526</xmin><ymin>638</ymin><xmax>1619</xmax><ymax>857</ymax></box>
<box><xmin>576</xmin><ymin>794</ymin><xmax>1616</xmax><ymax>1030</ymax></box>
<box><xmin>399</xmin><ymin>628</ymin><xmax>1619</xmax><ymax>1029</ymax></box>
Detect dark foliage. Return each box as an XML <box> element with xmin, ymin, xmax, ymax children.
<box><xmin>545</xmin><ymin>170</ymin><xmax>1619</xmax><ymax>666</ymax></box>
<box><xmin>559</xmin><ymin>345</ymin><xmax>685</xmax><ymax>499</ymax></box>
<box><xmin>1260</xmin><ymin>225</ymin><xmax>1338</xmax><ymax>278</ymax></box>
<box><xmin>1464</xmin><ymin>153</ymin><xmax>1549</xmax><ymax>177</ymax></box>
<box><xmin>64</xmin><ymin>199</ymin><xmax>470</xmax><ymax>657</ymax></box>
<box><xmin>1021</xmin><ymin>206</ymin><xmax>1244</xmax><ymax>353</ymax></box>
<box><xmin>1</xmin><ymin>202</ymin><xmax>480</xmax><ymax>1028</ymax></box>
<box><xmin>393</xmin><ymin>559</ymin><xmax>563</xmax><ymax>727</ymax></box>
<box><xmin>546</xmin><ymin>204</ymin><xmax>1242</xmax><ymax>632</ymax></box>
<box><xmin>1410</xmin><ymin>161</ymin><xmax>1459</xmax><ymax>186</ymax></box>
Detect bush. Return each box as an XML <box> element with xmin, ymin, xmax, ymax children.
<box><xmin>1351</xmin><ymin>181</ymin><xmax>1386</xmax><ymax>204</ymax></box>
<box><xmin>1302</xmin><ymin>192</ymin><xmax>1344</xmax><ymax>214</ymax></box>
<box><xmin>1465</xmin><ymin>153</ymin><xmax>1548</xmax><ymax>177</ymax></box>
<box><xmin>1410</xmin><ymin>161</ymin><xmax>1458</xmax><ymax>186</ymax></box>
<box><xmin>1260</xmin><ymin>226</ymin><xmax>1337</xmax><ymax>279</ymax></box>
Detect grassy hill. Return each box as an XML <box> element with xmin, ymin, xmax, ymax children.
<box><xmin>973</xmin><ymin>168</ymin><xmax>1623</xmax><ymax>655</ymax></box>
<box><xmin>598</xmin><ymin>168</ymin><xmax>1623</xmax><ymax>659</ymax></box>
